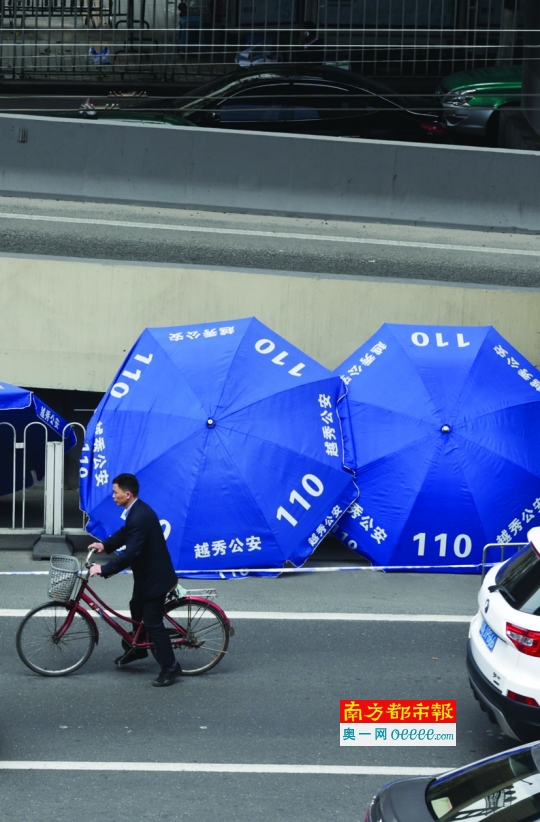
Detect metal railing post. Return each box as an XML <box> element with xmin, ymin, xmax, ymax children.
<box><xmin>44</xmin><ymin>440</ymin><xmax>63</xmax><ymax>535</ymax></box>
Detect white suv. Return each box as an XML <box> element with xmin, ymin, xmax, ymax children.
<box><xmin>468</xmin><ymin>527</ymin><xmax>540</xmax><ymax>742</ymax></box>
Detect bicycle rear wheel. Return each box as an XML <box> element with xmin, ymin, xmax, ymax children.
<box><xmin>155</xmin><ymin>598</ymin><xmax>229</xmax><ymax>675</ymax></box>
<box><xmin>16</xmin><ymin>601</ymin><xmax>96</xmax><ymax>677</ymax></box>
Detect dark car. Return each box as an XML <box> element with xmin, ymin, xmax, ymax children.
<box><xmin>367</xmin><ymin>741</ymin><xmax>540</xmax><ymax>822</ymax></box>
<box><xmin>77</xmin><ymin>66</ymin><xmax>444</xmax><ymax>142</ymax></box>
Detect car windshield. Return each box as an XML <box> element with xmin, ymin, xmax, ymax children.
<box><xmin>426</xmin><ymin>746</ymin><xmax>540</xmax><ymax>822</ymax></box>
<box><xmin>495</xmin><ymin>545</ymin><xmax>540</xmax><ymax>614</ymax></box>
<box><xmin>175</xmin><ymin>72</ymin><xmax>284</xmax><ymax>112</ymax></box>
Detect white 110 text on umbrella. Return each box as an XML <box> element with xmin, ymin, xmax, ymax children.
<box><xmin>110</xmin><ymin>353</ymin><xmax>154</xmax><ymax>399</ymax></box>
<box><xmin>277</xmin><ymin>474</ymin><xmax>325</xmax><ymax>526</ymax></box>
<box><xmin>255</xmin><ymin>339</ymin><xmax>306</xmax><ymax>377</ymax></box>
<box><xmin>410</xmin><ymin>332</ymin><xmax>470</xmax><ymax>348</ymax></box>
<box><xmin>414</xmin><ymin>532</ymin><xmax>472</xmax><ymax>558</ymax></box>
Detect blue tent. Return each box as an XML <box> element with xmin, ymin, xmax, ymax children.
<box><xmin>334</xmin><ymin>324</ymin><xmax>540</xmax><ymax>573</ymax></box>
<box><xmin>0</xmin><ymin>382</ymin><xmax>76</xmax><ymax>496</ymax></box>
<box><xmin>80</xmin><ymin>318</ymin><xmax>358</xmax><ymax>575</ymax></box>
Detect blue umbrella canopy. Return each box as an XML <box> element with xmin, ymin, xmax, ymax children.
<box><xmin>80</xmin><ymin>318</ymin><xmax>357</xmax><ymax>575</ymax></box>
<box><xmin>334</xmin><ymin>324</ymin><xmax>540</xmax><ymax>573</ymax></box>
<box><xmin>0</xmin><ymin>382</ymin><xmax>76</xmax><ymax>495</ymax></box>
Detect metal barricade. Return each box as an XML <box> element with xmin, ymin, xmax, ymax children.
<box><xmin>0</xmin><ymin>0</ymin><xmax>524</xmax><ymax>83</ymax></box>
<box><xmin>0</xmin><ymin>419</ymin><xmax>88</xmax><ymax>539</ymax></box>
<box><xmin>481</xmin><ymin>540</ymin><xmax>528</xmax><ymax>580</ymax></box>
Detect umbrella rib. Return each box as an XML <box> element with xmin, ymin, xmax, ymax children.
<box><xmin>384</xmin><ymin>326</ymin><xmax>491</xmax><ymax>424</ymax></box>
<box><xmin>213</xmin><ymin>427</ymin><xmax>289</xmax><ymax>566</ymax></box>
<box><xmin>214</xmin><ymin>421</ymin><xmax>350</xmax><ymax>475</ymax></box>
<box><xmin>452</xmin><ymin>430</ymin><xmax>540</xmax><ymax>482</ymax></box>
<box><xmin>455</xmin><ymin>397</ymin><xmax>540</xmax><ymax>426</ymax></box>
<box><xmin>212</xmin><ymin>320</ymin><xmax>255</xmax><ymax>418</ymax></box>
<box><xmin>217</xmin><ymin>377</ymin><xmax>334</xmax><ymax>423</ymax></box>
<box><xmin>126</xmin><ymin>427</ymin><xmax>206</xmax><ymax>479</ymax></box>
<box><xmin>373</xmin><ymin>437</ymin><xmax>443</xmax><ymax>562</ymax></box>
<box><xmin>144</xmin><ymin>332</ymin><xmax>212</xmax><ymax>419</ymax></box>
<box><xmin>346</xmin><ymin>399</ymin><xmax>438</xmax><ymax>428</ymax></box>
<box><xmin>445</xmin><ymin>330</ymin><xmax>509</xmax><ymax>423</ymax></box>
<box><xmin>354</xmin><ymin>431</ymin><xmax>436</xmax><ymax>476</ymax></box>
<box><xmin>178</xmin><ymin>430</ymin><xmax>214</xmax><ymax>555</ymax></box>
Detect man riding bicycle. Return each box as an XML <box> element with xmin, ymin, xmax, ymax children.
<box><xmin>88</xmin><ymin>473</ymin><xmax>182</xmax><ymax>688</ymax></box>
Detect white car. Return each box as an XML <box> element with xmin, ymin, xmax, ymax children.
<box><xmin>468</xmin><ymin>526</ymin><xmax>540</xmax><ymax>742</ymax></box>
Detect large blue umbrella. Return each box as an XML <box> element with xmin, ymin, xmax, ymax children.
<box><xmin>334</xmin><ymin>324</ymin><xmax>540</xmax><ymax>573</ymax></box>
<box><xmin>80</xmin><ymin>318</ymin><xmax>357</xmax><ymax>575</ymax></box>
<box><xmin>0</xmin><ymin>382</ymin><xmax>76</xmax><ymax>495</ymax></box>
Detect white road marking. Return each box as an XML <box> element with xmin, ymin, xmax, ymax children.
<box><xmin>0</xmin><ymin>571</ymin><xmax>49</xmax><ymax>575</ymax></box>
<box><xmin>0</xmin><ymin>608</ymin><xmax>472</xmax><ymax>621</ymax></box>
<box><xmin>0</xmin><ymin>565</ymin><xmax>480</xmax><ymax>574</ymax></box>
<box><xmin>0</xmin><ymin>760</ymin><xmax>449</xmax><ymax>775</ymax></box>
<box><xmin>0</xmin><ymin>211</ymin><xmax>537</xmax><ymax>257</ymax></box>
<box><xmin>227</xmin><ymin>612</ymin><xmax>472</xmax><ymax>622</ymax></box>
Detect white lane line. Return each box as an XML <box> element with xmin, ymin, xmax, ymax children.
<box><xmin>0</xmin><ymin>608</ymin><xmax>472</xmax><ymax>621</ymax></box>
<box><xmin>0</xmin><ymin>761</ymin><xmax>448</xmax><ymax>775</ymax></box>
<box><xmin>227</xmin><ymin>612</ymin><xmax>472</xmax><ymax>622</ymax></box>
<box><xmin>0</xmin><ymin>211</ymin><xmax>537</xmax><ymax>257</ymax></box>
<box><xmin>0</xmin><ymin>571</ymin><xmax>49</xmax><ymax>575</ymax></box>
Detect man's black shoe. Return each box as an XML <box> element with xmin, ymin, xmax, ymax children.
<box><xmin>151</xmin><ymin>662</ymin><xmax>182</xmax><ymax>687</ymax></box>
<box><xmin>114</xmin><ymin>648</ymin><xmax>149</xmax><ymax>666</ymax></box>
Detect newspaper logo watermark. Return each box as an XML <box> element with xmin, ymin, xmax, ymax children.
<box><xmin>340</xmin><ymin>700</ymin><xmax>456</xmax><ymax>746</ymax></box>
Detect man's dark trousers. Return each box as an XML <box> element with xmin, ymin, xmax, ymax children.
<box><xmin>130</xmin><ymin>593</ymin><xmax>175</xmax><ymax>670</ymax></box>
<box><xmin>100</xmin><ymin>498</ymin><xmax>179</xmax><ymax>672</ymax></box>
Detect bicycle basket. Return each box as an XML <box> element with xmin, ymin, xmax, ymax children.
<box><xmin>48</xmin><ymin>555</ymin><xmax>80</xmax><ymax>601</ymax></box>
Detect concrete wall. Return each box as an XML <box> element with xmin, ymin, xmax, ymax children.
<box><xmin>2</xmin><ymin>254</ymin><xmax>540</xmax><ymax>391</ymax></box>
<box><xmin>0</xmin><ymin>113</ymin><xmax>539</xmax><ymax>231</ymax></box>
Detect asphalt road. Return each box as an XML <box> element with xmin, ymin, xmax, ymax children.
<box><xmin>0</xmin><ymin>195</ymin><xmax>534</xmax><ymax>820</ymax></box>
<box><xmin>0</xmin><ymin>555</ymin><xmax>510</xmax><ymax>822</ymax></box>
<box><xmin>1</xmin><ymin>197</ymin><xmax>540</xmax><ymax>288</ymax></box>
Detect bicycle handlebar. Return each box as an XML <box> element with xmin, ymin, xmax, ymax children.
<box><xmin>82</xmin><ymin>547</ymin><xmax>97</xmax><ymax>576</ymax></box>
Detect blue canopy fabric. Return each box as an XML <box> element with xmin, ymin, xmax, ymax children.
<box><xmin>80</xmin><ymin>318</ymin><xmax>358</xmax><ymax>576</ymax></box>
<box><xmin>0</xmin><ymin>382</ymin><xmax>76</xmax><ymax>495</ymax></box>
<box><xmin>334</xmin><ymin>324</ymin><xmax>540</xmax><ymax>573</ymax></box>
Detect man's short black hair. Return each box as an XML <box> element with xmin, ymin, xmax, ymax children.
<box><xmin>113</xmin><ymin>473</ymin><xmax>139</xmax><ymax>497</ymax></box>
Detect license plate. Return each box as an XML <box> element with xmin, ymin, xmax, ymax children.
<box><xmin>480</xmin><ymin>619</ymin><xmax>498</xmax><ymax>652</ymax></box>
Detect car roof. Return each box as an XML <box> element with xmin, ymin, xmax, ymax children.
<box><xmin>441</xmin><ymin>64</ymin><xmax>522</xmax><ymax>92</ymax></box>
<box><xmin>183</xmin><ymin>64</ymin><xmax>398</xmax><ymax>97</ymax></box>
<box><xmin>179</xmin><ymin>66</ymin><xmax>433</xmax><ymax>114</ymax></box>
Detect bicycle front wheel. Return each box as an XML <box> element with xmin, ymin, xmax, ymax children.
<box><xmin>16</xmin><ymin>601</ymin><xmax>96</xmax><ymax>677</ymax></box>
<box><xmin>157</xmin><ymin>598</ymin><xmax>229</xmax><ymax>675</ymax></box>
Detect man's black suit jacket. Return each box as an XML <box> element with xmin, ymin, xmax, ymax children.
<box><xmin>100</xmin><ymin>499</ymin><xmax>177</xmax><ymax>600</ymax></box>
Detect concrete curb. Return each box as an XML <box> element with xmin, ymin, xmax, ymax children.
<box><xmin>0</xmin><ymin>114</ymin><xmax>539</xmax><ymax>231</ymax></box>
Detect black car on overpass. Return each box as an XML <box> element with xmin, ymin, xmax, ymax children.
<box><xmin>80</xmin><ymin>65</ymin><xmax>444</xmax><ymax>142</ymax></box>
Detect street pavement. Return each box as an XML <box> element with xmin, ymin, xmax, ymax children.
<box><xmin>0</xmin><ymin>194</ymin><xmax>532</xmax><ymax>819</ymax></box>
<box><xmin>0</xmin><ymin>197</ymin><xmax>540</xmax><ymax>288</ymax></box>
<box><xmin>0</xmin><ymin>551</ymin><xmax>511</xmax><ymax>822</ymax></box>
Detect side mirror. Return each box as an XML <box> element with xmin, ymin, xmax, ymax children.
<box><xmin>207</xmin><ymin>110</ymin><xmax>221</xmax><ymax>124</ymax></box>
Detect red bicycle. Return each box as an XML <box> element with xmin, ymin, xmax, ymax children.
<box><xmin>16</xmin><ymin>549</ymin><xmax>233</xmax><ymax>677</ymax></box>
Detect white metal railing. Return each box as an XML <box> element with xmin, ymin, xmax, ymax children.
<box><xmin>481</xmin><ymin>540</ymin><xmax>528</xmax><ymax>580</ymax></box>
<box><xmin>0</xmin><ymin>419</ymin><xmax>87</xmax><ymax>537</ymax></box>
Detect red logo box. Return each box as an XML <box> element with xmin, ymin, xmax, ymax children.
<box><xmin>340</xmin><ymin>700</ymin><xmax>456</xmax><ymax>723</ymax></box>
